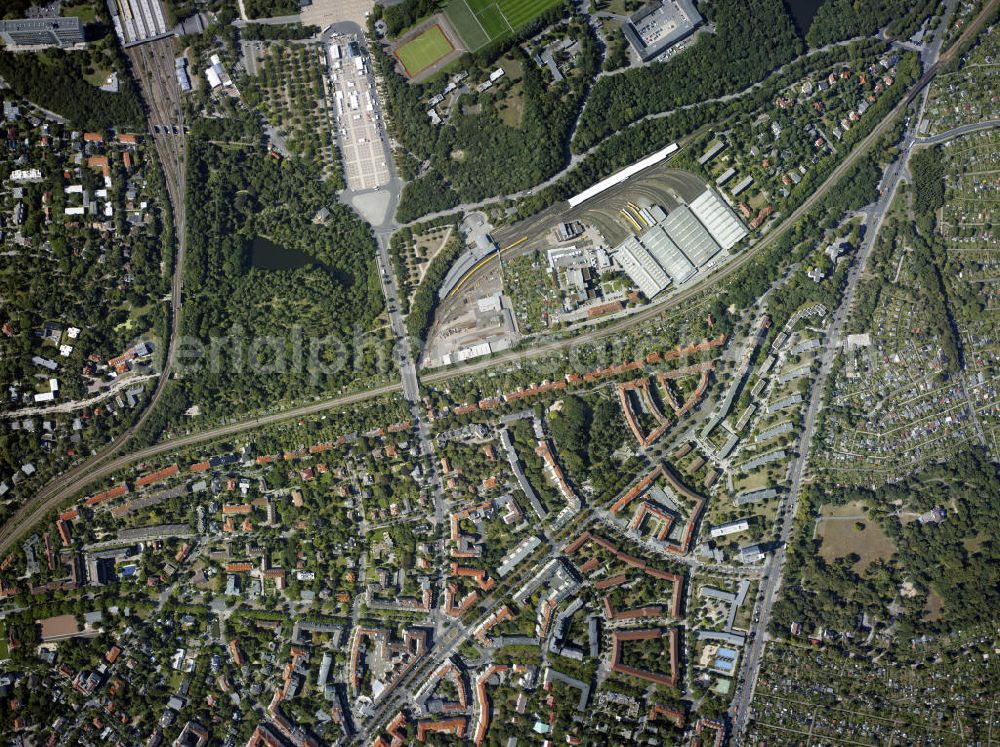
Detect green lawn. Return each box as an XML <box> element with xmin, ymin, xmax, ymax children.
<box><xmin>394</xmin><ymin>24</ymin><xmax>455</xmax><ymax>77</ymax></box>
<box><xmin>84</xmin><ymin>66</ymin><xmax>111</xmax><ymax>87</ymax></box>
<box><xmin>478</xmin><ymin>4</ymin><xmax>510</xmax><ymax>38</ymax></box>
<box><xmin>443</xmin><ymin>0</ymin><xmax>490</xmax><ymax>50</ymax></box>
<box><xmin>62</xmin><ymin>1</ymin><xmax>98</xmax><ymax>23</ymax></box>
<box><xmin>445</xmin><ymin>0</ymin><xmax>564</xmax><ymax>51</ymax></box>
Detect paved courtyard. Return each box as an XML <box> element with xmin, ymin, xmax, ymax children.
<box><xmin>328</xmin><ymin>33</ymin><xmax>391</xmax><ymax>192</ymax></box>
<box><xmin>301</xmin><ymin>0</ymin><xmax>374</xmax><ymax>27</ymax></box>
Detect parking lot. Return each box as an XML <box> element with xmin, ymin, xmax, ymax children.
<box><xmin>327</xmin><ymin>34</ymin><xmax>391</xmax><ymax>192</ymax></box>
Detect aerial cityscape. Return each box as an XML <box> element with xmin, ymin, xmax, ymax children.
<box><xmin>0</xmin><ymin>0</ymin><xmax>998</xmax><ymax>745</ymax></box>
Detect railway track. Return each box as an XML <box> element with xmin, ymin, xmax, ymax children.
<box><xmin>3</xmin><ymin>1</ymin><xmax>997</xmax><ymax>557</ymax></box>
<box><xmin>0</xmin><ymin>38</ymin><xmax>189</xmax><ymax>552</ymax></box>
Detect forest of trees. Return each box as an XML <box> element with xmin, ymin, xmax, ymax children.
<box><xmin>405</xmin><ymin>225</ymin><xmax>462</xmax><ymax>345</ymax></box>
<box><xmin>380</xmin><ymin>17</ymin><xmax>600</xmax><ymax>221</ymax></box>
<box><xmin>571</xmin><ymin>0</ymin><xmax>803</xmax><ymax>152</ymax></box>
<box><xmin>510</xmin><ymin>38</ymin><xmax>894</xmax><ymax>220</ymax></box>
<box><xmin>771</xmin><ymin>451</ymin><xmax>1000</xmax><ymax>645</ymax></box>
<box><xmin>240</xmin><ymin>23</ymin><xmax>320</xmax><ymax>41</ymax></box>
<box><xmin>376</xmin><ymin>0</ymin><xmax>441</xmax><ymax>37</ymax></box>
<box><xmin>547</xmin><ymin>394</ymin><xmax>636</xmax><ymax>498</ymax></box>
<box><xmin>179</xmin><ymin>121</ymin><xmax>384</xmax><ymax>420</ymax></box>
<box><xmin>243</xmin><ymin>0</ymin><xmax>298</xmax><ymax>20</ymax></box>
<box><xmin>909</xmin><ymin>144</ymin><xmax>962</xmax><ymax>368</ymax></box>
<box><xmin>909</xmin><ymin>227</ymin><xmax>963</xmax><ymax>370</ymax></box>
<box><xmin>911</xmin><ymin>145</ymin><xmax>945</xmax><ymax>227</ymax></box>
<box><xmin>804</xmin><ymin>0</ymin><xmax>940</xmax><ymax>48</ymax></box>
<box><xmin>0</xmin><ymin>50</ymin><xmax>144</xmax><ymax>131</ymax></box>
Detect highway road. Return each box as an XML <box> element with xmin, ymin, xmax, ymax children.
<box><xmin>729</xmin><ymin>0</ymin><xmax>1000</xmax><ymax>737</ymax></box>
<box><xmin>0</xmin><ymin>24</ymin><xmax>973</xmax><ymax>559</ymax></box>
<box><xmin>5</xmin><ymin>0</ymin><xmax>998</xmax><ymax>571</ymax></box>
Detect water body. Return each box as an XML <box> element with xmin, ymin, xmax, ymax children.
<box><xmin>785</xmin><ymin>0</ymin><xmax>826</xmax><ymax>37</ymax></box>
<box><xmin>248</xmin><ymin>235</ymin><xmax>354</xmax><ymax>286</ymax></box>
<box><xmin>248</xmin><ymin>235</ymin><xmax>322</xmax><ymax>271</ymax></box>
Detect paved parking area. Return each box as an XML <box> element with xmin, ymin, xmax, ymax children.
<box><xmin>302</xmin><ymin>0</ymin><xmax>373</xmax><ymax>28</ymax></box>
<box><xmin>328</xmin><ymin>34</ymin><xmax>391</xmax><ymax>192</ymax></box>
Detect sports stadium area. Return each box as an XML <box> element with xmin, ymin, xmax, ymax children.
<box><xmin>445</xmin><ymin>0</ymin><xmax>564</xmax><ymax>50</ymax></box>
<box><xmin>393</xmin><ymin>0</ymin><xmax>564</xmax><ymax>77</ymax></box>
<box><xmin>393</xmin><ymin>23</ymin><xmax>455</xmax><ymax>77</ymax></box>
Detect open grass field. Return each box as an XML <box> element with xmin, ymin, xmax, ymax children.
<box><xmin>394</xmin><ymin>24</ymin><xmax>456</xmax><ymax>77</ymax></box>
<box><xmin>923</xmin><ymin>589</ymin><xmax>945</xmax><ymax>622</ymax></box>
<box><xmin>817</xmin><ymin>501</ymin><xmax>896</xmax><ymax>573</ymax></box>
<box><xmin>444</xmin><ymin>0</ymin><xmax>564</xmax><ymax>51</ymax></box>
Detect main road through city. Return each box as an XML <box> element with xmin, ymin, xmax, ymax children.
<box><xmin>729</xmin><ymin>0</ymin><xmax>1000</xmax><ymax>737</ymax></box>
<box><xmin>729</xmin><ymin>107</ymin><xmax>919</xmax><ymax>740</ymax></box>
<box><xmin>2</xmin><ymin>0</ymin><xmax>997</xmax><ymax>578</ymax></box>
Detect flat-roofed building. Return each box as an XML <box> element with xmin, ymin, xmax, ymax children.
<box><xmin>733</xmin><ymin>488</ymin><xmax>778</xmax><ymax>507</ymax></box>
<box><xmin>498</xmin><ymin>535</ymin><xmax>542</xmax><ymax>577</ymax></box>
<box><xmin>624</xmin><ymin>0</ymin><xmax>703</xmax><ymax>62</ymax></box>
<box><xmin>738</xmin><ymin>543</ymin><xmax>767</xmax><ymax>563</ymax></box>
<box><xmin>698</xmin><ymin>586</ymin><xmax>736</xmax><ymax>603</ymax></box>
<box><xmin>698</xmin><ymin>141</ymin><xmax>725</xmax><ymax>165</ymax></box>
<box><xmin>715</xmin><ymin>167</ymin><xmax>736</xmax><ymax>185</ymax></box>
<box><xmin>662</xmin><ymin>204</ymin><xmax>722</xmax><ymax>267</ymax></box>
<box><xmin>615</xmin><ymin>235</ymin><xmax>671</xmax><ymax>299</ymax></box>
<box><xmin>641</xmin><ymin>225</ymin><xmax>696</xmax><ymax>283</ymax></box>
<box><xmin>710</xmin><ymin>519</ymin><xmax>750</xmax><ymax>538</ymax></box>
<box><xmin>0</xmin><ymin>16</ymin><xmax>83</xmax><ymax>47</ymax></box>
<box><xmin>689</xmin><ymin>189</ymin><xmax>748</xmax><ymax>250</ymax></box>
<box><xmin>731</xmin><ymin>175</ymin><xmax>754</xmax><ymax>196</ymax></box>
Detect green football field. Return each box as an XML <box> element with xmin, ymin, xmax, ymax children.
<box><xmin>445</xmin><ymin>0</ymin><xmax>564</xmax><ymax>51</ymax></box>
<box><xmin>394</xmin><ymin>24</ymin><xmax>455</xmax><ymax>77</ymax></box>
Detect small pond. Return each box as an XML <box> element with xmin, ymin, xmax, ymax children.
<box><xmin>785</xmin><ymin>0</ymin><xmax>825</xmax><ymax>37</ymax></box>
<box><xmin>248</xmin><ymin>235</ymin><xmax>322</xmax><ymax>271</ymax></box>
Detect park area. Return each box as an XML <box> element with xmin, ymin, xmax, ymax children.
<box><xmin>445</xmin><ymin>0</ymin><xmax>564</xmax><ymax>51</ymax></box>
<box><xmin>816</xmin><ymin>501</ymin><xmax>896</xmax><ymax>573</ymax></box>
<box><xmin>394</xmin><ymin>24</ymin><xmax>455</xmax><ymax>77</ymax></box>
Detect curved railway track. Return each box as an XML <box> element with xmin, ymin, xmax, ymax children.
<box><xmin>2</xmin><ymin>0</ymin><xmax>997</xmax><ymax>556</ymax></box>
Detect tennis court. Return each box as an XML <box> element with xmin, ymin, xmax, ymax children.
<box><xmin>393</xmin><ymin>24</ymin><xmax>455</xmax><ymax>77</ymax></box>
<box><xmin>444</xmin><ymin>0</ymin><xmax>564</xmax><ymax>51</ymax></box>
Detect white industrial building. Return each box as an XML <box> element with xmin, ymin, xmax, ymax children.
<box><xmin>612</xmin><ymin>188</ymin><xmax>748</xmax><ymax>298</ymax></box>
<box><xmin>567</xmin><ymin>143</ymin><xmax>678</xmax><ymax>208</ymax></box>
<box><xmin>205</xmin><ymin>54</ymin><xmax>232</xmax><ymax>90</ymax></box>
<box><xmin>641</xmin><ymin>225</ymin><xmax>696</xmax><ymax>284</ymax></box>
<box><xmin>689</xmin><ymin>188</ymin><xmax>749</xmax><ymax>250</ymax></box>
<box><xmin>661</xmin><ymin>205</ymin><xmax>722</xmax><ymax>267</ymax></box>
<box><xmin>106</xmin><ymin>0</ymin><xmax>168</xmax><ymax>45</ymax></box>
<box><xmin>615</xmin><ymin>235</ymin><xmax>672</xmax><ymax>298</ymax></box>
